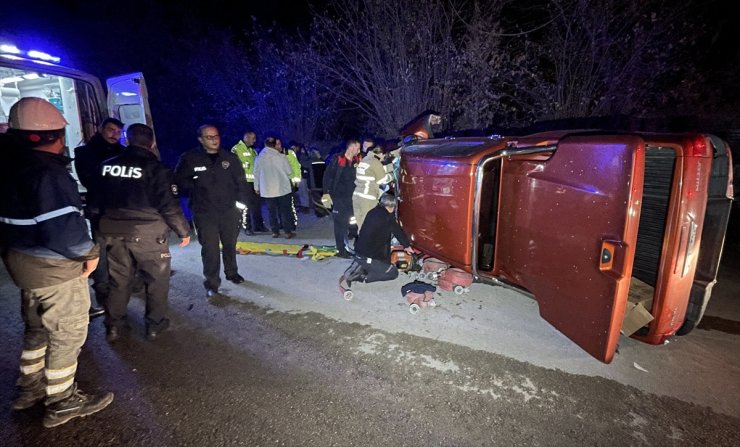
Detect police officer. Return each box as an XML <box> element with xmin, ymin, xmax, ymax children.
<box><xmin>231</xmin><ymin>130</ymin><xmax>267</xmax><ymax>235</ymax></box>
<box><xmin>0</xmin><ymin>97</ymin><xmax>113</xmax><ymax>427</ymax></box>
<box><xmin>175</xmin><ymin>124</ymin><xmax>248</xmax><ymax>297</ymax></box>
<box><xmin>93</xmin><ymin>123</ymin><xmax>191</xmax><ymax>341</ymax></box>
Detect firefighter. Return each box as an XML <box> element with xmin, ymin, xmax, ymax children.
<box><xmin>0</xmin><ymin>97</ymin><xmax>113</xmax><ymax>427</ymax></box>
<box><xmin>352</xmin><ymin>143</ymin><xmax>394</xmax><ymax>230</ymax></box>
<box><xmin>92</xmin><ymin>124</ymin><xmax>191</xmax><ymax>341</ymax></box>
<box><xmin>231</xmin><ymin>131</ymin><xmax>267</xmax><ymax>235</ymax></box>
<box><xmin>343</xmin><ymin>193</ymin><xmax>413</xmax><ymax>286</ymax></box>
<box><xmin>322</xmin><ymin>139</ymin><xmax>362</xmax><ymax>258</ymax></box>
<box><xmin>175</xmin><ymin>124</ymin><xmax>249</xmax><ymax>297</ymax></box>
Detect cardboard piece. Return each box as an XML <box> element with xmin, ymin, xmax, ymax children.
<box><xmin>621</xmin><ymin>277</ymin><xmax>655</xmax><ymax>336</ymax></box>
<box><xmin>621</xmin><ymin>301</ymin><xmax>655</xmax><ymax>336</ymax></box>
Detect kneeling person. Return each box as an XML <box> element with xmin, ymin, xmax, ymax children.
<box><xmin>348</xmin><ymin>193</ymin><xmax>412</xmax><ymax>284</ymax></box>
<box><xmin>93</xmin><ymin>124</ymin><xmax>190</xmax><ymax>341</ymax></box>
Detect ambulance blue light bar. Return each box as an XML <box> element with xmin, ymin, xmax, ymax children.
<box><xmin>0</xmin><ymin>43</ymin><xmax>61</xmax><ymax>64</ymax></box>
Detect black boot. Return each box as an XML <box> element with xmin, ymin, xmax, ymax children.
<box><xmin>43</xmin><ymin>384</ymin><xmax>114</xmax><ymax>428</ymax></box>
<box><xmin>12</xmin><ymin>371</ymin><xmax>45</xmax><ymax>410</ymax></box>
<box><xmin>343</xmin><ymin>261</ymin><xmax>366</xmax><ymax>288</ymax></box>
<box><xmin>146</xmin><ymin>318</ymin><xmax>170</xmax><ymax>341</ymax></box>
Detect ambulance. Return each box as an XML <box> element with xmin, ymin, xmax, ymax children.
<box><xmin>0</xmin><ymin>42</ymin><xmax>152</xmax><ymax>188</ymax></box>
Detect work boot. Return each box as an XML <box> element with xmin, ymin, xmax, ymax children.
<box><xmin>43</xmin><ymin>384</ymin><xmax>114</xmax><ymax>428</ymax></box>
<box><xmin>146</xmin><ymin>318</ymin><xmax>170</xmax><ymax>341</ymax></box>
<box><xmin>226</xmin><ymin>273</ymin><xmax>245</xmax><ymax>284</ymax></box>
<box><xmin>343</xmin><ymin>261</ymin><xmax>366</xmax><ymax>288</ymax></box>
<box><xmin>12</xmin><ymin>372</ymin><xmax>45</xmax><ymax>411</ymax></box>
<box><xmin>89</xmin><ymin>306</ymin><xmax>106</xmax><ymax>318</ymax></box>
<box><xmin>105</xmin><ymin>326</ymin><xmax>120</xmax><ymax>343</ymax></box>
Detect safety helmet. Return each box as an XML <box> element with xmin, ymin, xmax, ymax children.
<box><xmin>9</xmin><ymin>97</ymin><xmax>68</xmax><ymax>131</ymax></box>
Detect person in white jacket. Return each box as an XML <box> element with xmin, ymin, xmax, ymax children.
<box><xmin>253</xmin><ymin>136</ymin><xmax>297</xmax><ymax>238</ymax></box>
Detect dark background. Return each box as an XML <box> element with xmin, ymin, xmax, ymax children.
<box><xmin>1</xmin><ymin>0</ymin><xmax>739</xmax><ymax>167</ymax></box>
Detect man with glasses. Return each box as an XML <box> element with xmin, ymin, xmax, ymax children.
<box><xmin>175</xmin><ymin>124</ymin><xmax>249</xmax><ymax>297</ymax></box>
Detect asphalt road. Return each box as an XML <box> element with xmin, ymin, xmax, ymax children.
<box><xmin>1</xmin><ymin>211</ymin><xmax>739</xmax><ymax>446</ymax></box>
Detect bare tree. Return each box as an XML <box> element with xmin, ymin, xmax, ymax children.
<box><xmin>181</xmin><ymin>26</ymin><xmax>330</xmax><ymax>146</ymax></box>
<box><xmin>244</xmin><ymin>30</ymin><xmax>332</xmax><ymax>144</ymax></box>
<box><xmin>450</xmin><ymin>0</ymin><xmax>530</xmax><ymax>130</ymax></box>
<box><xmin>531</xmin><ymin>0</ymin><xmax>703</xmax><ymax>119</ymax></box>
<box><xmin>310</xmin><ymin>0</ymin><xmax>464</xmax><ymax>135</ymax></box>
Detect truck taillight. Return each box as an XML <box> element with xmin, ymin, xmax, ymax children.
<box><xmin>686</xmin><ymin>135</ymin><xmax>711</xmax><ymax>157</ymax></box>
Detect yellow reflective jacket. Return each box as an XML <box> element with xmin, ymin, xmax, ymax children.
<box><xmin>231</xmin><ymin>140</ymin><xmax>258</xmax><ymax>182</ymax></box>
<box><xmin>286</xmin><ymin>149</ymin><xmax>301</xmax><ymax>184</ymax></box>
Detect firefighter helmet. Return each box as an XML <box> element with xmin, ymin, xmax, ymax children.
<box><xmin>9</xmin><ymin>97</ymin><xmax>68</xmax><ymax>131</ymax></box>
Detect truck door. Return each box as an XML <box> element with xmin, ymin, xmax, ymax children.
<box><xmin>106</xmin><ymin>72</ymin><xmax>154</xmax><ymax>132</ymax></box>
<box><xmin>495</xmin><ymin>135</ymin><xmax>645</xmax><ymax>363</ymax></box>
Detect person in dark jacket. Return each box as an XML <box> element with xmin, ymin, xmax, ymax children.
<box><xmin>174</xmin><ymin>124</ymin><xmax>249</xmax><ymax>297</ymax></box>
<box><xmin>322</xmin><ymin>139</ymin><xmax>362</xmax><ymax>258</ymax></box>
<box><xmin>92</xmin><ymin>124</ymin><xmax>191</xmax><ymax>341</ymax></box>
<box><xmin>73</xmin><ymin>117</ymin><xmax>125</xmax><ymax>317</ymax></box>
<box><xmin>0</xmin><ymin>97</ymin><xmax>113</xmax><ymax>428</ymax></box>
<box><xmin>344</xmin><ymin>193</ymin><xmax>413</xmax><ymax>286</ymax></box>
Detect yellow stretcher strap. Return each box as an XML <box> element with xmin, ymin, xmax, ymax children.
<box><xmin>236</xmin><ymin>242</ymin><xmax>337</xmax><ymax>261</ymax></box>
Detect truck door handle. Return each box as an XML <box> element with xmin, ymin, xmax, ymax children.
<box><xmin>599</xmin><ymin>240</ymin><xmax>626</xmax><ymax>279</ymax></box>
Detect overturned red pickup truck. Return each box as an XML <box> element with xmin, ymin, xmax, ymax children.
<box><xmin>397</xmin><ymin>116</ymin><xmax>734</xmax><ymax>363</ymax></box>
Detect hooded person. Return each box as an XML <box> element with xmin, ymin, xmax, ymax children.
<box><xmin>341</xmin><ymin>193</ymin><xmax>413</xmax><ymax>287</ymax></box>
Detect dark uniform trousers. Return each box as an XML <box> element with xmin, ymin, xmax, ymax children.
<box><xmin>89</xmin><ymin>225</ymin><xmax>110</xmax><ymax>304</ymax></box>
<box><xmin>105</xmin><ymin>235</ymin><xmax>171</xmax><ymax>329</ymax></box>
<box><xmin>358</xmin><ymin>257</ymin><xmax>399</xmax><ymax>283</ymax></box>
<box><xmin>193</xmin><ymin>208</ymin><xmax>241</xmax><ymax>290</ymax></box>
<box><xmin>245</xmin><ymin>181</ymin><xmax>265</xmax><ymax>231</ymax></box>
<box><xmin>333</xmin><ymin>202</ymin><xmax>356</xmax><ymax>255</ymax></box>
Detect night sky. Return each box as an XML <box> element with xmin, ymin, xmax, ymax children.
<box><xmin>2</xmin><ymin>0</ymin><xmax>738</xmax><ymax>158</ymax></box>
<box><xmin>2</xmin><ymin>0</ymin><xmax>737</xmax><ymax>98</ymax></box>
<box><xmin>1</xmin><ymin>0</ymin><xmax>319</xmax><ymax>75</ymax></box>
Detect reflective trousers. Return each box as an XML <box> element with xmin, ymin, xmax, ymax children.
<box><xmin>19</xmin><ymin>276</ymin><xmax>90</xmax><ymax>398</ymax></box>
<box><xmin>352</xmin><ymin>195</ymin><xmax>377</xmax><ymax>232</ymax></box>
<box><xmin>265</xmin><ymin>193</ymin><xmax>296</xmax><ymax>234</ymax></box>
